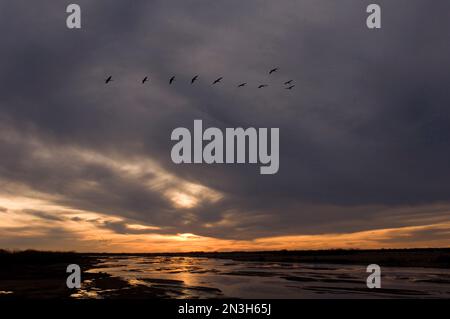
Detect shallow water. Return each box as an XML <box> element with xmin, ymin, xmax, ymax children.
<box><xmin>76</xmin><ymin>256</ymin><xmax>450</xmax><ymax>299</ymax></box>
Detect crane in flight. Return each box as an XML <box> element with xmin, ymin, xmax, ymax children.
<box><xmin>258</xmin><ymin>84</ymin><xmax>268</xmax><ymax>89</ymax></box>
<box><xmin>269</xmin><ymin>67</ymin><xmax>278</xmax><ymax>74</ymax></box>
<box><xmin>142</xmin><ymin>76</ymin><xmax>149</xmax><ymax>84</ymax></box>
<box><xmin>212</xmin><ymin>77</ymin><xmax>223</xmax><ymax>85</ymax></box>
<box><xmin>169</xmin><ymin>76</ymin><xmax>176</xmax><ymax>84</ymax></box>
<box><xmin>286</xmin><ymin>85</ymin><xmax>295</xmax><ymax>90</ymax></box>
<box><xmin>191</xmin><ymin>75</ymin><xmax>199</xmax><ymax>84</ymax></box>
<box><xmin>105</xmin><ymin>76</ymin><xmax>113</xmax><ymax>84</ymax></box>
<box><xmin>284</xmin><ymin>80</ymin><xmax>293</xmax><ymax>85</ymax></box>
<box><xmin>238</xmin><ymin>83</ymin><xmax>247</xmax><ymax>87</ymax></box>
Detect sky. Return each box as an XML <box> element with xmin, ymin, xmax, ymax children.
<box><xmin>0</xmin><ymin>0</ymin><xmax>450</xmax><ymax>252</ymax></box>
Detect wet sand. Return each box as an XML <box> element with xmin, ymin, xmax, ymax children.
<box><xmin>1</xmin><ymin>249</ymin><xmax>450</xmax><ymax>299</ymax></box>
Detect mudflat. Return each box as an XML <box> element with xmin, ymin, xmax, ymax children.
<box><xmin>1</xmin><ymin>249</ymin><xmax>449</xmax><ymax>299</ymax></box>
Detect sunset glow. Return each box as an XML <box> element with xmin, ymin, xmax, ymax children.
<box><xmin>1</xmin><ymin>192</ymin><xmax>449</xmax><ymax>252</ymax></box>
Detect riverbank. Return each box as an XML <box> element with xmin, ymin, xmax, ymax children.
<box><xmin>1</xmin><ymin>248</ymin><xmax>449</xmax><ymax>299</ymax></box>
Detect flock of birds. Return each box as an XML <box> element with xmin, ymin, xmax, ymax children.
<box><xmin>104</xmin><ymin>67</ymin><xmax>296</xmax><ymax>89</ymax></box>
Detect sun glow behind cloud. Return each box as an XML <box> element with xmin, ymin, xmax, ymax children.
<box><xmin>0</xmin><ymin>126</ymin><xmax>450</xmax><ymax>252</ymax></box>
<box><xmin>1</xmin><ymin>192</ymin><xmax>450</xmax><ymax>252</ymax></box>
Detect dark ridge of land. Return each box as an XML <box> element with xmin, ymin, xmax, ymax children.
<box><xmin>0</xmin><ymin>250</ymin><xmax>102</xmax><ymax>298</ymax></box>
<box><xmin>3</xmin><ymin>248</ymin><xmax>449</xmax><ymax>268</ymax></box>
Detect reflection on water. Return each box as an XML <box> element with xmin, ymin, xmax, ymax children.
<box><xmin>75</xmin><ymin>256</ymin><xmax>450</xmax><ymax>299</ymax></box>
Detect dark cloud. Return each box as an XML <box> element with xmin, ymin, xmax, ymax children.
<box><xmin>0</xmin><ymin>226</ymin><xmax>98</xmax><ymax>251</ymax></box>
<box><xmin>1</xmin><ymin>0</ymin><xmax>450</xmax><ymax>241</ymax></box>
<box><xmin>99</xmin><ymin>220</ymin><xmax>160</xmax><ymax>235</ymax></box>
<box><xmin>23</xmin><ymin>210</ymin><xmax>65</xmax><ymax>222</ymax></box>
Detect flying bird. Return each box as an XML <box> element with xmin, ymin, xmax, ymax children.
<box><xmin>284</xmin><ymin>80</ymin><xmax>293</xmax><ymax>85</ymax></box>
<box><xmin>212</xmin><ymin>77</ymin><xmax>223</xmax><ymax>85</ymax></box>
<box><xmin>269</xmin><ymin>68</ymin><xmax>278</xmax><ymax>74</ymax></box>
<box><xmin>286</xmin><ymin>85</ymin><xmax>295</xmax><ymax>90</ymax></box>
<box><xmin>258</xmin><ymin>84</ymin><xmax>268</xmax><ymax>89</ymax></box>
<box><xmin>191</xmin><ymin>75</ymin><xmax>199</xmax><ymax>84</ymax></box>
<box><xmin>169</xmin><ymin>76</ymin><xmax>176</xmax><ymax>84</ymax></box>
<box><xmin>238</xmin><ymin>83</ymin><xmax>247</xmax><ymax>87</ymax></box>
<box><xmin>142</xmin><ymin>76</ymin><xmax>149</xmax><ymax>84</ymax></box>
<box><xmin>105</xmin><ymin>76</ymin><xmax>112</xmax><ymax>84</ymax></box>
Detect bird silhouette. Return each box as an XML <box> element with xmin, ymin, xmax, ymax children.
<box><xmin>286</xmin><ymin>85</ymin><xmax>295</xmax><ymax>90</ymax></box>
<box><xmin>212</xmin><ymin>77</ymin><xmax>223</xmax><ymax>85</ymax></box>
<box><xmin>238</xmin><ymin>83</ymin><xmax>247</xmax><ymax>87</ymax></box>
<box><xmin>142</xmin><ymin>76</ymin><xmax>148</xmax><ymax>84</ymax></box>
<box><xmin>105</xmin><ymin>76</ymin><xmax>113</xmax><ymax>84</ymax></box>
<box><xmin>191</xmin><ymin>75</ymin><xmax>199</xmax><ymax>84</ymax></box>
<box><xmin>258</xmin><ymin>84</ymin><xmax>268</xmax><ymax>89</ymax></box>
<box><xmin>284</xmin><ymin>80</ymin><xmax>293</xmax><ymax>85</ymax></box>
<box><xmin>269</xmin><ymin>68</ymin><xmax>278</xmax><ymax>74</ymax></box>
<box><xmin>169</xmin><ymin>76</ymin><xmax>176</xmax><ymax>84</ymax></box>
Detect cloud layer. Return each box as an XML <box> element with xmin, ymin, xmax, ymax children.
<box><xmin>1</xmin><ymin>0</ymin><xmax>450</xmax><ymax>251</ymax></box>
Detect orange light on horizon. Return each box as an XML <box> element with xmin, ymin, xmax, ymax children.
<box><xmin>1</xmin><ymin>193</ymin><xmax>450</xmax><ymax>253</ymax></box>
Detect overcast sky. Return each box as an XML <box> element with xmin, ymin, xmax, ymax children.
<box><xmin>0</xmin><ymin>0</ymin><xmax>449</xmax><ymax>251</ymax></box>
